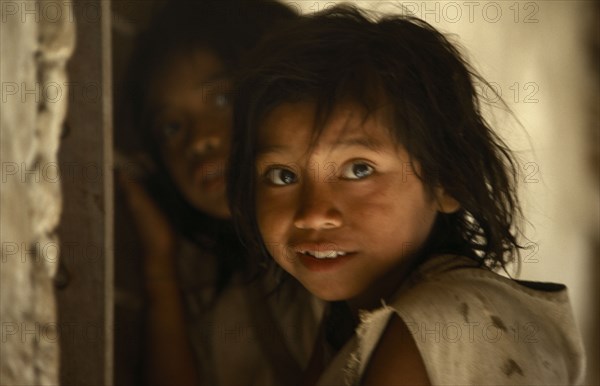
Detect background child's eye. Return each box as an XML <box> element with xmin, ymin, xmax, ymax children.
<box><xmin>159</xmin><ymin>121</ymin><xmax>183</xmax><ymax>140</ymax></box>
<box><xmin>341</xmin><ymin>162</ymin><xmax>374</xmax><ymax>180</ymax></box>
<box><xmin>265</xmin><ymin>168</ymin><xmax>297</xmax><ymax>185</ymax></box>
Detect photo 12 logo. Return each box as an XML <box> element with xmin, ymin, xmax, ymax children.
<box><xmin>1</xmin><ymin>82</ymin><xmax>101</xmax><ymax>104</ymax></box>
<box><xmin>370</xmin><ymin>1</ymin><xmax>540</xmax><ymax>24</ymax></box>
<box><xmin>1</xmin><ymin>1</ymin><xmax>101</xmax><ymax>24</ymax></box>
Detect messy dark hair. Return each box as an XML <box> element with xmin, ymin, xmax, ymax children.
<box><xmin>228</xmin><ymin>4</ymin><xmax>524</xmax><ymax>272</ymax></box>
<box><xmin>121</xmin><ymin>0</ymin><xmax>297</xmax><ymax>286</ymax></box>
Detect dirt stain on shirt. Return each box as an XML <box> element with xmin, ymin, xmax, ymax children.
<box><xmin>502</xmin><ymin>358</ymin><xmax>524</xmax><ymax>377</ymax></box>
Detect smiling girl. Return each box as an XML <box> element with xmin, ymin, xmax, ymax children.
<box><xmin>229</xmin><ymin>5</ymin><xmax>585</xmax><ymax>385</ymax></box>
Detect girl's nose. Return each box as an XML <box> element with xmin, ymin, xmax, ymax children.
<box><xmin>185</xmin><ymin>118</ymin><xmax>227</xmax><ymax>160</ymax></box>
<box><xmin>293</xmin><ymin>182</ymin><xmax>343</xmax><ymax>230</ymax></box>
<box><xmin>187</xmin><ymin>135</ymin><xmax>222</xmax><ymax>158</ymax></box>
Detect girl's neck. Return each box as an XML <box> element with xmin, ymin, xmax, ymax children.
<box><xmin>320</xmin><ymin>261</ymin><xmax>414</xmax><ymax>357</ymax></box>
<box><xmin>346</xmin><ymin>253</ymin><xmax>423</xmax><ymax>317</ymax></box>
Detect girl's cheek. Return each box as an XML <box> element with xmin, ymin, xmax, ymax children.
<box><xmin>257</xmin><ymin>186</ymin><xmax>296</xmax><ymax>212</ymax></box>
<box><xmin>256</xmin><ymin>204</ymin><xmax>282</xmax><ymax>241</ymax></box>
<box><xmin>258</xmin><ymin>206</ymin><xmax>283</xmax><ymax>233</ymax></box>
<box><xmin>255</xmin><ymin>200</ymin><xmax>273</xmax><ymax>232</ymax></box>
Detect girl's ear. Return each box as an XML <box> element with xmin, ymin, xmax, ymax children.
<box><xmin>434</xmin><ymin>187</ymin><xmax>460</xmax><ymax>213</ymax></box>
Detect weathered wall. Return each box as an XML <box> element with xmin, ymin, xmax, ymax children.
<box><xmin>0</xmin><ymin>0</ymin><xmax>75</xmax><ymax>384</ymax></box>
<box><xmin>55</xmin><ymin>0</ymin><xmax>114</xmax><ymax>383</ymax></box>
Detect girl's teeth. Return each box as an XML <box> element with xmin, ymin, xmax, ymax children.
<box><xmin>304</xmin><ymin>250</ymin><xmax>346</xmax><ymax>259</ymax></box>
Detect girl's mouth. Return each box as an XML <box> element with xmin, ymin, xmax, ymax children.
<box><xmin>299</xmin><ymin>250</ymin><xmax>347</xmax><ymax>259</ymax></box>
<box><xmin>194</xmin><ymin>163</ymin><xmax>226</xmax><ymax>191</ymax></box>
<box><xmin>296</xmin><ymin>251</ymin><xmax>355</xmax><ymax>272</ymax></box>
<box><xmin>202</xmin><ymin>172</ymin><xmax>225</xmax><ymax>191</ymax></box>
<box><xmin>292</xmin><ymin>243</ymin><xmax>356</xmax><ymax>271</ymax></box>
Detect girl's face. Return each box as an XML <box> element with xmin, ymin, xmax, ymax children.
<box><xmin>149</xmin><ymin>50</ymin><xmax>232</xmax><ymax>218</ymax></box>
<box><xmin>255</xmin><ymin>101</ymin><xmax>459</xmax><ymax>304</ymax></box>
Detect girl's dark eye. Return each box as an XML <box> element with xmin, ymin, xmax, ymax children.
<box><xmin>160</xmin><ymin>122</ymin><xmax>183</xmax><ymax>139</ymax></box>
<box><xmin>341</xmin><ymin>162</ymin><xmax>374</xmax><ymax>180</ymax></box>
<box><xmin>264</xmin><ymin>168</ymin><xmax>297</xmax><ymax>186</ymax></box>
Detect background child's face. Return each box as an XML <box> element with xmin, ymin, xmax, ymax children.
<box><xmin>149</xmin><ymin>50</ymin><xmax>232</xmax><ymax>218</ymax></box>
<box><xmin>255</xmin><ymin>101</ymin><xmax>458</xmax><ymax>302</ymax></box>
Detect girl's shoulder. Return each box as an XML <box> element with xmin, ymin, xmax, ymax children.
<box><xmin>399</xmin><ymin>254</ymin><xmax>574</xmax><ymax>306</ymax></box>
<box><xmin>335</xmin><ymin>255</ymin><xmax>586</xmax><ymax>386</ymax></box>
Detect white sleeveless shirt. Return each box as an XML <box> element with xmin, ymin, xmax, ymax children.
<box><xmin>316</xmin><ymin>255</ymin><xmax>586</xmax><ymax>385</ymax></box>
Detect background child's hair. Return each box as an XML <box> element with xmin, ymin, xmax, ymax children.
<box><xmin>229</xmin><ymin>4</ymin><xmax>524</xmax><ymax>272</ymax></box>
<box><xmin>120</xmin><ymin>0</ymin><xmax>297</xmax><ymax>286</ymax></box>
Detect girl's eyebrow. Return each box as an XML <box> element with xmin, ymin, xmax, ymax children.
<box><xmin>193</xmin><ymin>72</ymin><xmax>231</xmax><ymax>89</ymax></box>
<box><xmin>256</xmin><ymin>136</ymin><xmax>384</xmax><ymax>158</ymax></box>
<box><xmin>149</xmin><ymin>73</ymin><xmax>232</xmax><ymax>115</ymax></box>
<box><xmin>256</xmin><ymin>145</ymin><xmax>288</xmax><ymax>157</ymax></box>
<box><xmin>333</xmin><ymin>136</ymin><xmax>384</xmax><ymax>152</ymax></box>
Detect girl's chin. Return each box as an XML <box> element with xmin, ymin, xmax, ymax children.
<box><xmin>204</xmin><ymin>205</ymin><xmax>231</xmax><ymax>220</ymax></box>
<box><xmin>191</xmin><ymin>196</ymin><xmax>231</xmax><ymax>219</ymax></box>
<box><xmin>300</xmin><ymin>280</ymin><xmax>358</xmax><ymax>303</ymax></box>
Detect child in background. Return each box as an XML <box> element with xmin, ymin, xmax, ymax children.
<box><xmin>116</xmin><ymin>1</ymin><xmax>319</xmax><ymax>385</ymax></box>
<box><xmin>228</xmin><ymin>5</ymin><xmax>585</xmax><ymax>385</ymax></box>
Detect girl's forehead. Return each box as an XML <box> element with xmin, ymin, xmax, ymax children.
<box><xmin>149</xmin><ymin>50</ymin><xmax>225</xmax><ymax>93</ymax></box>
<box><xmin>146</xmin><ymin>49</ymin><xmax>229</xmax><ymax>109</ymax></box>
<box><xmin>257</xmin><ymin>101</ymin><xmax>396</xmax><ymax>153</ymax></box>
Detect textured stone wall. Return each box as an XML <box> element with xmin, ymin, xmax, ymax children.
<box><xmin>0</xmin><ymin>1</ymin><xmax>75</xmax><ymax>384</ymax></box>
